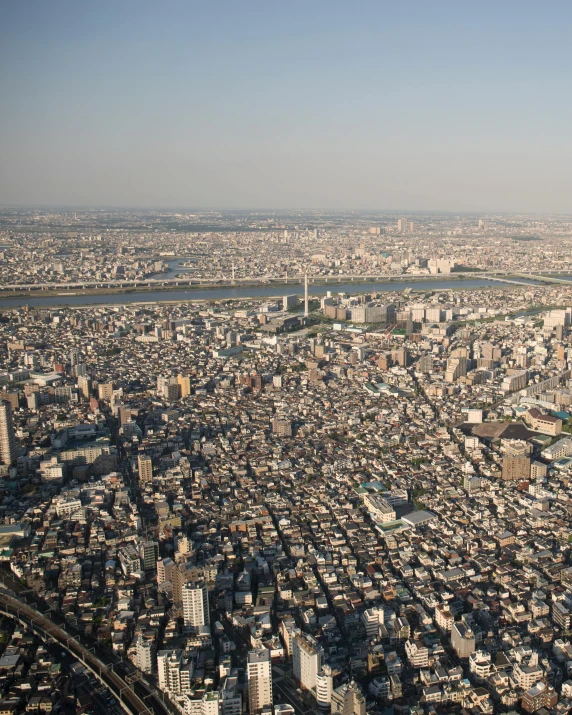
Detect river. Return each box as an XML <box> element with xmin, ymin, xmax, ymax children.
<box><xmin>0</xmin><ymin>277</ymin><xmax>540</xmax><ymax>309</ymax></box>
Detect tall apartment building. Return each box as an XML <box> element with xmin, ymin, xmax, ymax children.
<box><xmin>316</xmin><ymin>665</ymin><xmax>333</xmax><ymax>709</ymax></box>
<box><xmin>502</xmin><ymin>455</ymin><xmax>531</xmax><ymax>481</ymax></box>
<box><xmin>139</xmin><ymin>541</ymin><xmax>159</xmax><ymax>571</ymax></box>
<box><xmin>138</xmin><ymin>454</ymin><xmax>153</xmax><ymax>483</ymax></box>
<box><xmin>451</xmin><ymin>621</ymin><xmax>476</xmax><ymax>658</ymax></box>
<box><xmin>97</xmin><ymin>382</ymin><xmax>114</xmax><ymax>401</ymax></box>
<box><xmin>157</xmin><ymin>649</ymin><xmax>194</xmax><ymax>695</ymax></box>
<box><xmin>157</xmin><ymin>557</ymin><xmax>175</xmax><ymax>585</ymax></box>
<box><xmin>361</xmin><ymin>607</ymin><xmax>385</xmax><ymax>639</ymax></box>
<box><xmin>293</xmin><ymin>633</ymin><xmax>323</xmax><ymax>691</ymax></box>
<box><xmin>247</xmin><ymin>649</ymin><xmax>272</xmax><ymax>714</ymax></box>
<box><xmin>435</xmin><ymin>604</ymin><xmax>454</xmax><ymax>632</ymax></box>
<box><xmin>0</xmin><ymin>401</ymin><xmax>16</xmax><ymax>466</ymax></box>
<box><xmin>135</xmin><ymin>636</ymin><xmax>154</xmax><ymax>674</ymax></box>
<box><xmin>331</xmin><ymin>681</ymin><xmax>366</xmax><ymax>715</ymax></box>
<box><xmin>272</xmin><ymin>418</ymin><xmax>293</xmax><ymax>437</ymax></box>
<box><xmin>417</xmin><ymin>354</ymin><xmax>433</xmax><ymax>373</ymax></box>
<box><xmin>77</xmin><ymin>376</ymin><xmax>92</xmax><ymax>401</ymax></box>
<box><xmin>182</xmin><ymin>581</ymin><xmax>210</xmax><ymax>632</ymax></box>
<box><xmin>178</xmin><ymin>374</ymin><xmax>191</xmax><ymax>398</ymax></box>
<box><xmin>501</xmin><ymin>370</ymin><xmax>528</xmax><ymax>393</ymax></box>
<box><xmin>444</xmin><ymin>357</ymin><xmax>468</xmax><ymax>383</ymax></box>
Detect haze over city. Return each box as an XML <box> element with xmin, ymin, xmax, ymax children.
<box><xmin>5</xmin><ymin>4</ymin><xmax>572</xmax><ymax>715</ymax></box>
<box><xmin>2</xmin><ymin>1</ymin><xmax>572</xmax><ymax>212</ymax></box>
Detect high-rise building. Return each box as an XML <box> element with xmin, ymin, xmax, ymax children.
<box><xmin>157</xmin><ymin>649</ymin><xmax>193</xmax><ymax>696</ymax></box>
<box><xmin>451</xmin><ymin>621</ymin><xmax>476</xmax><ymax>658</ymax></box>
<box><xmin>138</xmin><ymin>454</ymin><xmax>153</xmax><ymax>483</ymax></box>
<box><xmin>139</xmin><ymin>541</ymin><xmax>159</xmax><ymax>571</ymax></box>
<box><xmin>119</xmin><ymin>405</ymin><xmax>131</xmax><ymax>426</ymax></box>
<box><xmin>272</xmin><ymin>418</ymin><xmax>292</xmax><ymax>437</ymax></box>
<box><xmin>502</xmin><ymin>455</ymin><xmax>531</xmax><ymax>481</ymax></box>
<box><xmin>136</xmin><ymin>636</ymin><xmax>154</xmax><ymax>674</ymax></box>
<box><xmin>397</xmin><ymin>219</ymin><xmax>405</xmax><ymax>232</ymax></box>
<box><xmin>78</xmin><ymin>376</ymin><xmax>91</xmax><ymax>401</ymax></box>
<box><xmin>182</xmin><ymin>581</ymin><xmax>210</xmax><ymax>632</ymax></box>
<box><xmin>97</xmin><ymin>382</ymin><xmax>114</xmax><ymax>401</ymax></box>
<box><xmin>417</xmin><ymin>354</ymin><xmax>433</xmax><ymax>373</ymax></box>
<box><xmin>283</xmin><ymin>295</ymin><xmax>298</xmax><ymax>311</ymax></box>
<box><xmin>0</xmin><ymin>401</ymin><xmax>16</xmax><ymax>466</ymax></box>
<box><xmin>316</xmin><ymin>666</ymin><xmax>333</xmax><ymax>709</ymax></box>
<box><xmin>247</xmin><ymin>649</ymin><xmax>273</xmax><ymax>714</ymax></box>
<box><xmin>178</xmin><ymin>374</ymin><xmax>191</xmax><ymax>398</ymax></box>
<box><xmin>2</xmin><ymin>392</ymin><xmax>18</xmax><ymax>411</ymax></box>
<box><xmin>157</xmin><ymin>557</ymin><xmax>175</xmax><ymax>585</ymax></box>
<box><xmin>293</xmin><ymin>633</ymin><xmax>323</xmax><ymax>691</ymax></box>
<box><xmin>331</xmin><ymin>682</ymin><xmax>365</xmax><ymax>715</ymax></box>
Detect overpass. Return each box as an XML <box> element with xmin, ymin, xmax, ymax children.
<box><xmin>0</xmin><ymin>590</ymin><xmax>171</xmax><ymax>715</ymax></box>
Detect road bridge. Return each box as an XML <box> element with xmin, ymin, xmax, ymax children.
<box><xmin>484</xmin><ymin>276</ymin><xmax>537</xmax><ymax>287</ymax></box>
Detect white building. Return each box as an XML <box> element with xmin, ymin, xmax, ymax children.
<box><xmin>361</xmin><ymin>607</ymin><xmax>385</xmax><ymax>638</ymax></box>
<box><xmin>136</xmin><ymin>637</ymin><xmax>154</xmax><ymax>675</ymax></box>
<box><xmin>293</xmin><ymin>633</ymin><xmax>323</xmax><ymax>691</ymax></box>
<box><xmin>247</xmin><ymin>649</ymin><xmax>272</xmax><ymax>714</ymax></box>
<box><xmin>182</xmin><ymin>581</ymin><xmax>210</xmax><ymax>632</ymax></box>
<box><xmin>157</xmin><ymin>649</ymin><xmax>193</xmax><ymax>696</ymax></box>
<box><xmin>316</xmin><ymin>665</ymin><xmax>333</xmax><ymax>709</ymax></box>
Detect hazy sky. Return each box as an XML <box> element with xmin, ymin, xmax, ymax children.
<box><xmin>1</xmin><ymin>0</ymin><xmax>572</xmax><ymax>212</ymax></box>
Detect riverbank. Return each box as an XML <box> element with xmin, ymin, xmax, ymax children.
<box><xmin>0</xmin><ymin>271</ymin><xmax>528</xmax><ymax>302</ymax></box>
<box><xmin>0</xmin><ymin>277</ymin><xmax>535</xmax><ymax>310</ymax></box>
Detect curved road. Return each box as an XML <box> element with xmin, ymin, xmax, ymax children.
<box><xmin>0</xmin><ymin>590</ymin><xmax>164</xmax><ymax>715</ymax></box>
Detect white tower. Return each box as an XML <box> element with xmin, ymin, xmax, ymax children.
<box><xmin>304</xmin><ymin>271</ymin><xmax>309</xmax><ymax>318</ymax></box>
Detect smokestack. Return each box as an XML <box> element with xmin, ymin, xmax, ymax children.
<box><xmin>304</xmin><ymin>271</ymin><xmax>309</xmax><ymax>318</ymax></box>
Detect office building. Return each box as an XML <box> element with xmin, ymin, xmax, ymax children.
<box><xmin>0</xmin><ymin>401</ymin><xmax>16</xmax><ymax>466</ymax></box>
<box><xmin>247</xmin><ymin>649</ymin><xmax>273</xmax><ymax>714</ymax></box>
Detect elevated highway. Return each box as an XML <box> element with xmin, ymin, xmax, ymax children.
<box><xmin>0</xmin><ymin>574</ymin><xmax>175</xmax><ymax>715</ymax></box>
